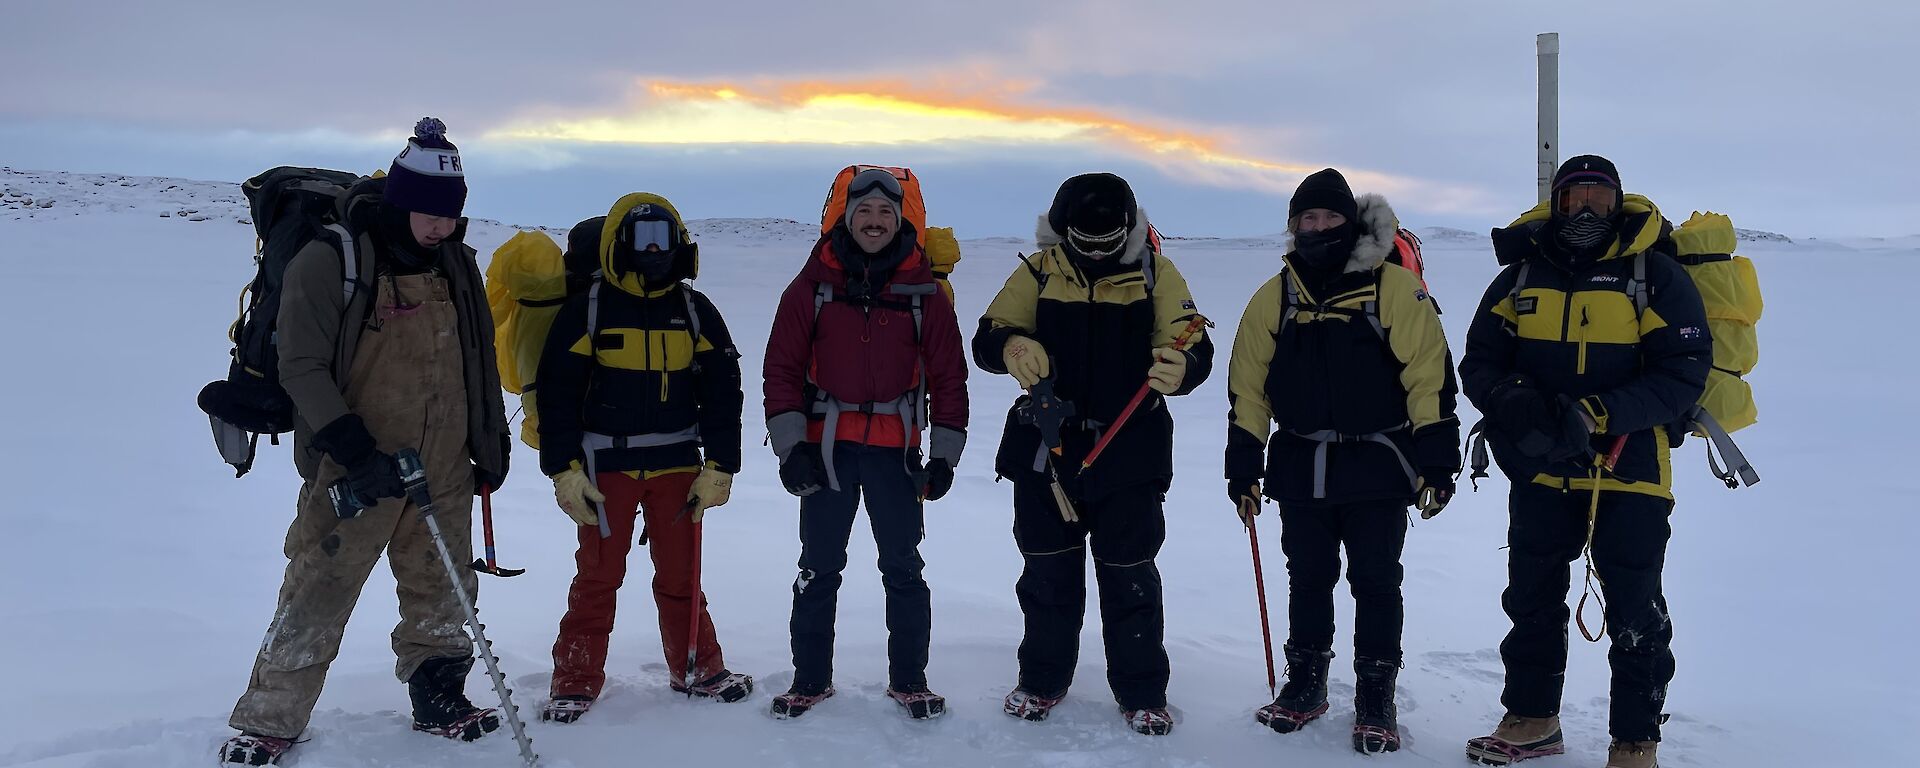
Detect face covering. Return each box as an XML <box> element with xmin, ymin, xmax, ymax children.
<box><xmin>1554</xmin><ymin>210</ymin><xmax>1615</xmax><ymax>254</ymax></box>
<box><xmin>630</xmin><ymin>250</ymin><xmax>676</xmax><ymax>287</ymax></box>
<box><xmin>1066</xmin><ymin>225</ymin><xmax>1128</xmax><ymax>261</ymax></box>
<box><xmin>1293</xmin><ymin>222</ymin><xmax>1358</xmax><ymax>273</ymax></box>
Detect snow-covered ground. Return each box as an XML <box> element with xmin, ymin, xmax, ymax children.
<box><xmin>1</xmin><ymin>168</ymin><xmax>1914</xmax><ymax>767</ymax></box>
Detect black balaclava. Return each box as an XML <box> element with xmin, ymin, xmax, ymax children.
<box><xmin>1544</xmin><ymin>154</ymin><xmax>1624</xmax><ymax>264</ymax></box>
<box><xmin>1286</xmin><ymin>168</ymin><xmax>1361</xmax><ymax>286</ymax></box>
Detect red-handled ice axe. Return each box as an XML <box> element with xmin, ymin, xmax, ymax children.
<box><xmin>467</xmin><ymin>486</ymin><xmax>526</xmax><ymax>578</ymax></box>
<box><xmin>1080</xmin><ymin>314</ymin><xmax>1211</xmax><ymax>471</ymax></box>
<box><xmin>682</xmin><ymin>499</ymin><xmax>704</xmax><ymax>696</ymax></box>
<box><xmin>1247</xmin><ymin>513</ymin><xmax>1278</xmax><ymax>699</ymax></box>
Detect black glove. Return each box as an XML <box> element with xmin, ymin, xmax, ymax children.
<box><xmin>475</xmin><ymin>432</ymin><xmax>510</xmax><ymax>493</ymax></box>
<box><xmin>780</xmin><ymin>442</ymin><xmax>827</xmax><ymax>497</ymax></box>
<box><xmin>1487</xmin><ymin>378</ymin><xmax>1559</xmax><ymax>459</ymax></box>
<box><xmin>1229</xmin><ymin>477</ymin><xmax>1262</xmax><ymax>526</ymax></box>
<box><xmin>1416</xmin><ymin>467</ymin><xmax>1455</xmax><ymax>517</ymax></box>
<box><xmin>1545</xmin><ymin>395</ymin><xmax>1598</xmax><ymax>465</ymax></box>
<box><xmin>344</xmin><ymin>449</ymin><xmax>406</xmax><ymax>505</ymax></box>
<box><xmin>923</xmin><ymin>458</ymin><xmax>955</xmax><ymax>501</ymax></box>
<box><xmin>1228</xmin><ymin>478</ymin><xmax>1261</xmax><ymax>506</ymax></box>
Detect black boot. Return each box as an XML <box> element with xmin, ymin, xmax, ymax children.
<box><xmin>1255</xmin><ymin>645</ymin><xmax>1332</xmax><ymax>734</ymax></box>
<box><xmin>407</xmin><ymin>656</ymin><xmax>500</xmax><ymax>741</ymax></box>
<box><xmin>1352</xmin><ymin>656</ymin><xmax>1401</xmax><ymax>754</ymax></box>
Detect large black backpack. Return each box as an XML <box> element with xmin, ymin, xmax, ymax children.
<box><xmin>198</xmin><ymin>167</ymin><xmax>364</xmax><ymax>476</ymax></box>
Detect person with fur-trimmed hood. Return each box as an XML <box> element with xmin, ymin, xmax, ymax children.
<box><xmin>762</xmin><ymin>168</ymin><xmax>970</xmax><ymax>721</ymax></box>
<box><xmin>220</xmin><ymin>119</ymin><xmax>511</xmax><ymax>766</ymax></box>
<box><xmin>1225</xmin><ymin>168</ymin><xmax>1459</xmax><ymax>753</ymax></box>
<box><xmin>974</xmin><ymin>172</ymin><xmax>1214</xmax><ymax>736</ymax></box>
<box><xmin>535</xmin><ymin>193</ymin><xmax>753</xmax><ymax>723</ymax></box>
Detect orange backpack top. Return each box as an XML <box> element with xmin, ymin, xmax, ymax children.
<box><xmin>1389</xmin><ymin>228</ymin><xmax>1428</xmax><ymax>294</ymax></box>
<box><xmin>819</xmin><ymin>165</ymin><xmax>961</xmax><ymax>300</ymax></box>
<box><xmin>821</xmin><ymin>165</ymin><xmax>928</xmax><ymax>246</ymax></box>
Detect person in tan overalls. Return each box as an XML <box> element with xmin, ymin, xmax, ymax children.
<box><xmin>220</xmin><ymin>119</ymin><xmax>512</xmax><ymax>767</ymax></box>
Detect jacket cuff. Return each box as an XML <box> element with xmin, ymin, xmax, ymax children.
<box><xmin>1410</xmin><ymin>419</ymin><xmax>1463</xmax><ymax>472</ymax></box>
<box><xmin>977</xmin><ymin>326</ymin><xmax>1019</xmax><ymax>374</ymax></box>
<box><xmin>768</xmin><ymin>411</ymin><xmax>809</xmax><ymax>460</ymax></box>
<box><xmin>929</xmin><ymin>425</ymin><xmax>966</xmax><ymax>465</ymax></box>
<box><xmin>1225</xmin><ymin>424</ymin><xmax>1267</xmax><ymax>481</ymax></box>
<box><xmin>540</xmin><ymin>445</ymin><xmax>584</xmax><ymax>478</ymax></box>
<box><xmin>312</xmin><ymin>414</ymin><xmax>376</xmax><ymax>468</ymax></box>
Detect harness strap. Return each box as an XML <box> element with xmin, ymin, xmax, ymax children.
<box><xmin>1693</xmin><ymin>405</ymin><xmax>1760</xmax><ymax>488</ymax></box>
<box><xmin>811</xmin><ymin>394</ymin><xmax>913</xmax><ymax>492</ymax></box>
<box><xmin>581</xmin><ymin>426</ymin><xmax>701</xmax><ymax>451</ymax></box>
<box><xmin>1465</xmin><ymin>420</ymin><xmax>1492</xmax><ymax>490</ymax></box>
<box><xmin>1285</xmin><ymin>424</ymin><xmax>1416</xmax><ymax>499</ymax></box>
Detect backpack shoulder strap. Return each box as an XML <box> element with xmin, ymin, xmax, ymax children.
<box><xmin>680</xmin><ymin>284</ymin><xmax>704</xmax><ymax>373</ymax></box>
<box><xmin>1016</xmin><ymin>251</ymin><xmax>1051</xmax><ymax>292</ymax></box>
<box><xmin>1627</xmin><ymin>252</ymin><xmax>1650</xmax><ymax>317</ymax></box>
<box><xmin>586</xmin><ymin>275</ymin><xmax>604</xmax><ymax>344</ymax></box>
<box><xmin>1508</xmin><ymin>261</ymin><xmax>1532</xmax><ymax>311</ymax></box>
<box><xmin>1279</xmin><ymin>268</ymin><xmax>1299</xmax><ymax>336</ymax></box>
<box><xmin>1362</xmin><ymin>270</ymin><xmax>1386</xmax><ymax>342</ymax></box>
<box><xmin>681</xmin><ymin>284</ymin><xmax>702</xmax><ymax>342</ymax></box>
<box><xmin>321</xmin><ymin>222</ymin><xmax>360</xmax><ymax>304</ymax></box>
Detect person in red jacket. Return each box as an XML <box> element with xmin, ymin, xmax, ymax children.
<box><xmin>762</xmin><ymin>168</ymin><xmax>969</xmax><ymax>720</ymax></box>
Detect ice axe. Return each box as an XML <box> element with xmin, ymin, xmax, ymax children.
<box><xmin>394</xmin><ymin>448</ymin><xmax>539</xmax><ymax>767</ymax></box>
<box><xmin>680</xmin><ymin>498</ymin><xmax>705</xmax><ymax>697</ymax></box>
<box><xmin>468</xmin><ymin>486</ymin><xmax>526</xmax><ymax>577</ymax></box>
<box><xmin>1080</xmin><ymin>314</ymin><xmax>1211</xmax><ymax>471</ymax></box>
<box><xmin>1016</xmin><ymin>377</ymin><xmax>1081</xmax><ymax>522</ymax></box>
<box><xmin>1245</xmin><ymin>511</ymin><xmax>1278</xmax><ymax>699</ymax></box>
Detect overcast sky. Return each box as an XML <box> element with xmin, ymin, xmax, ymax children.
<box><xmin>4</xmin><ymin>0</ymin><xmax>1913</xmax><ymax>238</ymax></box>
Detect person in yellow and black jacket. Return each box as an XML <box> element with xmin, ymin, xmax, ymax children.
<box><xmin>1225</xmin><ymin>169</ymin><xmax>1458</xmax><ymax>754</ymax></box>
<box><xmin>973</xmin><ymin>173</ymin><xmax>1214</xmax><ymax>737</ymax></box>
<box><xmin>534</xmin><ymin>193</ymin><xmax>753</xmax><ymax>722</ymax></box>
<box><xmin>1458</xmin><ymin>156</ymin><xmax>1710</xmax><ymax>768</ymax></box>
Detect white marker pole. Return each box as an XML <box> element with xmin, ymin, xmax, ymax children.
<box><xmin>1538</xmin><ymin>32</ymin><xmax>1560</xmax><ymax>203</ymax></box>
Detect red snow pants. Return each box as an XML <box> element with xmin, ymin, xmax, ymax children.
<box><xmin>550</xmin><ymin>470</ymin><xmax>724</xmax><ymax>698</ymax></box>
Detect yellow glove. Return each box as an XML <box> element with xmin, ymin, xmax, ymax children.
<box><xmin>1003</xmin><ymin>335</ymin><xmax>1051</xmax><ymax>388</ymax></box>
<box><xmin>1146</xmin><ymin>347</ymin><xmax>1187</xmax><ymax>395</ymax></box>
<box><xmin>686</xmin><ymin>466</ymin><xmax>734</xmax><ymax>524</ymax></box>
<box><xmin>551</xmin><ymin>468</ymin><xmax>604</xmax><ymax>526</ymax></box>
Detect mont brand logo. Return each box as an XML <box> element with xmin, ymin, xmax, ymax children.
<box><xmin>1589</xmin><ymin>274</ymin><xmax>1621</xmax><ymax>283</ymax></box>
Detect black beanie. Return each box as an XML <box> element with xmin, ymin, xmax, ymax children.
<box><xmin>1551</xmin><ymin>154</ymin><xmax>1621</xmax><ymax>194</ymax></box>
<box><xmin>1289</xmin><ymin>168</ymin><xmax>1358</xmax><ymax>222</ymax></box>
<box><xmin>385</xmin><ymin>117</ymin><xmax>468</xmax><ymax>218</ymax></box>
<box><xmin>1047</xmin><ymin>172</ymin><xmax>1137</xmax><ymax>238</ymax></box>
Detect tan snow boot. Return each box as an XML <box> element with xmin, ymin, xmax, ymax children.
<box><xmin>1465</xmin><ymin>713</ymin><xmax>1566</xmax><ymax>765</ymax></box>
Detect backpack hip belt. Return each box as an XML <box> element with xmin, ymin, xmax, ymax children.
<box><xmin>581</xmin><ymin>426</ymin><xmax>701</xmax><ymax>452</ymax></box>
<box><xmin>579</xmin><ymin>425</ymin><xmax>702</xmax><ymax>539</ymax></box>
<box><xmin>810</xmin><ymin>390</ymin><xmax>924</xmax><ymax>492</ymax></box>
<box><xmin>1283</xmin><ymin>423</ymin><xmax>1415</xmax><ymax>499</ymax></box>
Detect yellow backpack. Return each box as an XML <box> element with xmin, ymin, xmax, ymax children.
<box><xmin>1670</xmin><ymin>211</ymin><xmax>1763</xmax><ymax>486</ymax></box>
<box><xmin>485</xmin><ymin>230</ymin><xmax>570</xmax><ymax>449</ymax></box>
